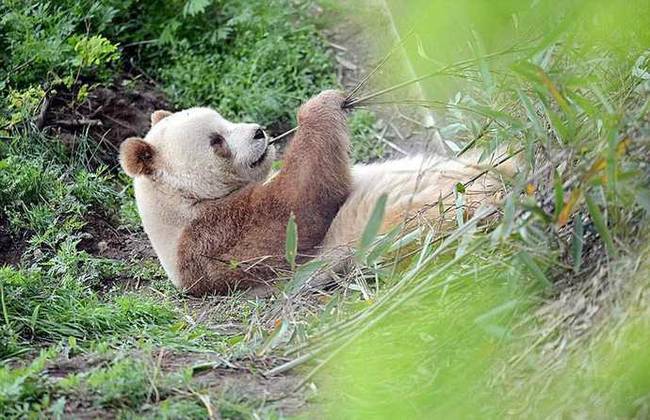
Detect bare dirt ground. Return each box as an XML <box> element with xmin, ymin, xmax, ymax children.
<box><xmin>42</xmin><ymin>77</ymin><xmax>170</xmax><ymax>169</ymax></box>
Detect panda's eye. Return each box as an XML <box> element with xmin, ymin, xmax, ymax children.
<box><xmin>209</xmin><ymin>133</ymin><xmax>225</xmax><ymax>147</ymax></box>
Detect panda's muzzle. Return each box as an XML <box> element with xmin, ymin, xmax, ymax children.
<box><xmin>250</xmin><ymin>148</ymin><xmax>269</xmax><ymax>167</ymax></box>
<box><xmin>249</xmin><ymin>129</ymin><xmax>269</xmax><ymax>167</ymax></box>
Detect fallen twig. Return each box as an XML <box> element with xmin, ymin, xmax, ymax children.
<box><xmin>52</xmin><ymin>118</ymin><xmax>103</xmax><ymax>127</ymax></box>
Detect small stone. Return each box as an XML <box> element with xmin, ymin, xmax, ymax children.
<box><xmin>97</xmin><ymin>240</ymin><xmax>109</xmax><ymax>253</ymax></box>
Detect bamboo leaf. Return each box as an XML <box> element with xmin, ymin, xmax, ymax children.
<box><xmin>636</xmin><ymin>188</ymin><xmax>650</xmax><ymax>213</ymax></box>
<box><xmin>474</xmin><ymin>299</ymin><xmax>521</xmax><ymax>324</ymax></box>
<box><xmin>471</xmin><ymin>29</ymin><xmax>494</xmax><ymax>96</ymax></box>
<box><xmin>387</xmin><ymin>226</ymin><xmax>423</xmax><ymax>254</ymax></box>
<box><xmin>491</xmin><ymin>194</ymin><xmax>515</xmax><ymax>241</ymax></box>
<box><xmin>455</xmin><ymin>184</ymin><xmax>465</xmax><ymax>227</ymax></box>
<box><xmin>553</xmin><ymin>171</ymin><xmax>564</xmax><ymax>221</ymax></box>
<box><xmin>258</xmin><ymin>319</ymin><xmax>292</xmax><ymax>356</ymax></box>
<box><xmin>284</xmin><ymin>260</ymin><xmax>325</xmax><ymax>294</ymax></box>
<box><xmin>455</xmin><ymin>218</ymin><xmax>477</xmax><ymax>258</ymax></box>
<box><xmin>285</xmin><ymin>212</ymin><xmax>298</xmax><ymax>270</ymax></box>
<box><xmin>367</xmin><ymin>225</ymin><xmax>402</xmax><ymax>265</ymax></box>
<box><xmin>606</xmin><ymin>127</ymin><xmax>618</xmax><ymax>193</ymax></box>
<box><xmin>357</xmin><ymin>193</ymin><xmax>388</xmax><ymax>259</ymax></box>
<box><xmin>516</xmin><ymin>88</ymin><xmax>545</xmax><ymax>136</ymax></box>
<box><xmin>557</xmin><ymin>188</ymin><xmax>582</xmax><ymax>227</ymax></box>
<box><xmin>517</xmin><ymin>251</ymin><xmax>552</xmax><ymax>288</ymax></box>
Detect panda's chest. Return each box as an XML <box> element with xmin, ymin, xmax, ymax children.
<box><xmin>134</xmin><ymin>179</ymin><xmax>194</xmax><ymax>286</ymax></box>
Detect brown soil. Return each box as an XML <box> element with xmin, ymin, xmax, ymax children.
<box><xmin>0</xmin><ymin>218</ymin><xmax>26</xmax><ymax>267</ymax></box>
<box><xmin>78</xmin><ymin>213</ymin><xmax>154</xmax><ymax>261</ymax></box>
<box><xmin>42</xmin><ymin>77</ymin><xmax>170</xmax><ymax>169</ymax></box>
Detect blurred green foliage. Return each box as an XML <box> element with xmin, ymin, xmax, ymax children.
<box><xmin>313</xmin><ymin>0</ymin><xmax>650</xmax><ymax>417</ymax></box>
<box><xmin>349</xmin><ymin>109</ymin><xmax>386</xmax><ymax>162</ymax></box>
<box><xmin>320</xmin><ymin>247</ymin><xmax>650</xmax><ymax>418</ymax></box>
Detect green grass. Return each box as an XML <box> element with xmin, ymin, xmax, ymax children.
<box><xmin>0</xmin><ymin>0</ymin><xmax>337</xmax><ymax>129</ymax></box>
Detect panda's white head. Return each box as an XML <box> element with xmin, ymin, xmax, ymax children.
<box><xmin>119</xmin><ymin>108</ymin><xmax>276</xmax><ymax>200</ymax></box>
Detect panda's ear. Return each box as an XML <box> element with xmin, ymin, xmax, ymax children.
<box><xmin>119</xmin><ymin>137</ymin><xmax>157</xmax><ymax>177</ymax></box>
<box><xmin>151</xmin><ymin>110</ymin><xmax>172</xmax><ymax>126</ymax></box>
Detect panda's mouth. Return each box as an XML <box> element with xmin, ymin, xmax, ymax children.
<box><xmin>250</xmin><ymin>147</ymin><xmax>269</xmax><ymax>168</ymax></box>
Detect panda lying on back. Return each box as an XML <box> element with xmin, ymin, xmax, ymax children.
<box><xmin>119</xmin><ymin>90</ymin><xmax>507</xmax><ymax>295</ymax></box>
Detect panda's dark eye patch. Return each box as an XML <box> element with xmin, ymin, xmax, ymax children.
<box><xmin>209</xmin><ymin>133</ymin><xmax>225</xmax><ymax>147</ymax></box>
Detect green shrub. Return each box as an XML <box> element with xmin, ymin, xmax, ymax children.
<box><xmin>143</xmin><ymin>0</ymin><xmax>335</xmax><ymax>124</ymax></box>
<box><xmin>1</xmin><ymin>0</ymin><xmax>335</xmax><ymax>128</ymax></box>
<box><xmin>0</xmin><ymin>349</ymin><xmax>59</xmax><ymax>417</ymax></box>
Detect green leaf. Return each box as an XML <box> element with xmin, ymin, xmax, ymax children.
<box><xmin>387</xmin><ymin>227</ymin><xmax>423</xmax><ymax>256</ymax></box>
<box><xmin>474</xmin><ymin>299</ymin><xmax>521</xmax><ymax>324</ymax></box>
<box><xmin>192</xmin><ymin>361</ymin><xmax>223</xmax><ymax>375</ymax></box>
<box><xmin>516</xmin><ymin>88</ymin><xmax>545</xmax><ymax>136</ymax></box>
<box><xmin>258</xmin><ymin>319</ymin><xmax>292</xmax><ymax>356</ymax></box>
<box><xmin>455</xmin><ymin>186</ymin><xmax>465</xmax><ymax>227</ymax></box>
<box><xmin>606</xmin><ymin>127</ymin><xmax>618</xmax><ymax>194</ymax></box>
<box><xmin>285</xmin><ymin>212</ymin><xmax>298</xmax><ymax>270</ymax></box>
<box><xmin>183</xmin><ymin>0</ymin><xmax>212</xmax><ymax>16</ymax></box>
<box><xmin>491</xmin><ymin>194</ymin><xmax>515</xmax><ymax>241</ymax></box>
<box><xmin>284</xmin><ymin>260</ymin><xmax>325</xmax><ymax>294</ymax></box>
<box><xmin>455</xmin><ymin>218</ymin><xmax>477</xmax><ymax>258</ymax></box>
<box><xmin>585</xmin><ymin>192</ymin><xmax>616</xmax><ymax>257</ymax></box>
<box><xmin>470</xmin><ymin>29</ymin><xmax>494</xmax><ymax>97</ymax></box>
<box><xmin>357</xmin><ymin>193</ymin><xmax>388</xmax><ymax>259</ymax></box>
<box><xmin>636</xmin><ymin>188</ymin><xmax>650</xmax><ymax>213</ymax></box>
<box><xmin>366</xmin><ymin>225</ymin><xmax>402</xmax><ymax>265</ymax></box>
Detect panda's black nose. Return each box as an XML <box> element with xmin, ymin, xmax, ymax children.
<box><xmin>253</xmin><ymin>128</ymin><xmax>265</xmax><ymax>140</ymax></box>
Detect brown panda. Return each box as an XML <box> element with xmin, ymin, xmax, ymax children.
<box><xmin>120</xmin><ymin>90</ymin><xmax>507</xmax><ymax>295</ymax></box>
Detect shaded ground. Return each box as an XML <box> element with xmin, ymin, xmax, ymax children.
<box><xmin>78</xmin><ymin>214</ymin><xmax>153</xmax><ymax>259</ymax></box>
<box><xmin>41</xmin><ymin>77</ymin><xmax>170</xmax><ymax>169</ymax></box>
<box><xmin>0</xmin><ymin>219</ymin><xmax>26</xmax><ymax>267</ymax></box>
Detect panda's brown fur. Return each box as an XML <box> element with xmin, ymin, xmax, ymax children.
<box><xmin>175</xmin><ymin>92</ymin><xmax>351</xmax><ymax>294</ymax></box>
